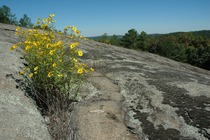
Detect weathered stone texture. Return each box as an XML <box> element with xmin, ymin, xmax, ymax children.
<box><xmin>0</xmin><ymin>23</ymin><xmax>51</xmax><ymax>140</ymax></box>
<box><xmin>1</xmin><ymin>23</ymin><xmax>210</xmax><ymax>140</ymax></box>
<box><xmin>76</xmin><ymin>40</ymin><xmax>210</xmax><ymax>140</ymax></box>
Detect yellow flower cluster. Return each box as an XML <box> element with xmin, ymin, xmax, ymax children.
<box><xmin>34</xmin><ymin>14</ymin><xmax>56</xmax><ymax>30</ymax></box>
<box><xmin>11</xmin><ymin>14</ymin><xmax>94</xmax><ymax>93</ymax></box>
<box><xmin>63</xmin><ymin>26</ymin><xmax>80</xmax><ymax>35</ymax></box>
<box><xmin>10</xmin><ymin>45</ymin><xmax>17</xmax><ymax>50</ymax></box>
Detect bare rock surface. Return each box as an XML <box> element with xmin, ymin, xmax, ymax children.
<box><xmin>1</xmin><ymin>23</ymin><xmax>210</xmax><ymax>140</ymax></box>
<box><xmin>69</xmin><ymin>72</ymin><xmax>138</xmax><ymax>140</ymax></box>
<box><xmin>0</xmin><ymin>23</ymin><xmax>51</xmax><ymax>140</ymax></box>
<box><xmin>75</xmin><ymin>40</ymin><xmax>210</xmax><ymax>140</ymax></box>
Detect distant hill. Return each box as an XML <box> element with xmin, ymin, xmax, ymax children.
<box><xmin>167</xmin><ymin>30</ymin><xmax>210</xmax><ymax>39</ymax></box>
<box><xmin>192</xmin><ymin>30</ymin><xmax>210</xmax><ymax>38</ymax></box>
<box><xmin>86</xmin><ymin>36</ymin><xmax>101</xmax><ymax>40</ymax></box>
<box><xmin>88</xmin><ymin>30</ymin><xmax>210</xmax><ymax>40</ymax></box>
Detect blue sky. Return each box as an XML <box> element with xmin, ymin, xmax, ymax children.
<box><xmin>1</xmin><ymin>0</ymin><xmax>210</xmax><ymax>37</ymax></box>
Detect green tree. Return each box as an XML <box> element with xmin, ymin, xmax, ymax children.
<box><xmin>0</xmin><ymin>5</ymin><xmax>17</xmax><ymax>24</ymax></box>
<box><xmin>110</xmin><ymin>34</ymin><xmax>120</xmax><ymax>46</ymax></box>
<box><xmin>172</xmin><ymin>44</ymin><xmax>187</xmax><ymax>62</ymax></box>
<box><xmin>120</xmin><ymin>29</ymin><xmax>138</xmax><ymax>49</ymax></box>
<box><xmin>137</xmin><ymin>31</ymin><xmax>148</xmax><ymax>51</ymax></box>
<box><xmin>178</xmin><ymin>33</ymin><xmax>194</xmax><ymax>46</ymax></box>
<box><xmin>98</xmin><ymin>33</ymin><xmax>110</xmax><ymax>44</ymax></box>
<box><xmin>158</xmin><ymin>41</ymin><xmax>175</xmax><ymax>58</ymax></box>
<box><xmin>148</xmin><ymin>37</ymin><xmax>159</xmax><ymax>53</ymax></box>
<box><xmin>186</xmin><ymin>46</ymin><xmax>196</xmax><ymax>64</ymax></box>
<box><xmin>19</xmin><ymin>14</ymin><xmax>33</xmax><ymax>28</ymax></box>
<box><xmin>201</xmin><ymin>46</ymin><xmax>210</xmax><ymax>69</ymax></box>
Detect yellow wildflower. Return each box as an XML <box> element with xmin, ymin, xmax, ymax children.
<box><xmin>46</xmin><ymin>44</ymin><xmax>50</xmax><ymax>48</ymax></box>
<box><xmin>90</xmin><ymin>68</ymin><xmax>94</xmax><ymax>72</ymax></box>
<box><xmin>77</xmin><ymin>68</ymin><xmax>83</xmax><ymax>74</ymax></box>
<box><xmin>47</xmin><ymin>72</ymin><xmax>54</xmax><ymax>78</ymax></box>
<box><xmin>25</xmin><ymin>46</ymin><xmax>32</xmax><ymax>51</ymax></box>
<box><xmin>10</xmin><ymin>45</ymin><xmax>17</xmax><ymax>51</ymax></box>
<box><xmin>75</xmin><ymin>30</ymin><xmax>80</xmax><ymax>35</ymax></box>
<box><xmin>40</xmin><ymin>51</ymin><xmax>44</xmax><ymax>55</ymax></box>
<box><xmin>58</xmin><ymin>74</ymin><xmax>63</xmax><ymax>77</ymax></box>
<box><xmin>34</xmin><ymin>34</ymin><xmax>38</xmax><ymax>37</ymax></box>
<box><xmin>16</xmin><ymin>27</ymin><xmax>21</xmax><ymax>31</ymax></box>
<box><xmin>19</xmin><ymin>71</ymin><xmax>25</xmax><ymax>75</ymax></box>
<box><xmin>57</xmin><ymin>41</ymin><xmax>63</xmax><ymax>45</ymax></box>
<box><xmin>41</xmin><ymin>25</ymin><xmax>46</xmax><ymax>29</ymax></box>
<box><xmin>33</xmin><ymin>42</ymin><xmax>38</xmax><ymax>47</ymax></box>
<box><xmin>52</xmin><ymin>62</ymin><xmax>56</xmax><ymax>67</ymax></box>
<box><xmin>42</xmin><ymin>19</ymin><xmax>47</xmax><ymax>22</ymax></box>
<box><xmin>21</xmin><ymin>31</ymin><xmax>26</xmax><ymax>34</ymax></box>
<box><xmin>49</xmin><ymin>14</ymin><xmax>55</xmax><ymax>17</ymax></box>
<box><xmin>70</xmin><ymin>43</ymin><xmax>75</xmax><ymax>49</ymax></box>
<box><xmin>29</xmin><ymin>73</ymin><xmax>33</xmax><ymax>78</ymax></box>
<box><xmin>24</xmin><ymin>40</ymin><xmax>29</xmax><ymax>44</ymax></box>
<box><xmin>71</xmin><ymin>26</ymin><xmax>76</xmax><ymax>31</ymax></box>
<box><xmin>73</xmin><ymin>58</ymin><xmax>78</xmax><ymax>63</ymax></box>
<box><xmin>68</xmin><ymin>35</ymin><xmax>75</xmax><ymax>39</ymax></box>
<box><xmin>49</xmin><ymin>50</ymin><xmax>55</xmax><ymax>55</ymax></box>
<box><xmin>78</xmin><ymin>50</ymin><xmax>83</xmax><ymax>56</ymax></box>
<box><xmin>15</xmin><ymin>32</ymin><xmax>19</xmax><ymax>36</ymax></box>
<box><xmin>58</xmin><ymin>31</ymin><xmax>62</xmax><ymax>35</ymax></box>
<box><xmin>34</xmin><ymin>71</ymin><xmax>38</xmax><ymax>74</ymax></box>
<box><xmin>75</xmin><ymin>42</ymin><xmax>79</xmax><ymax>46</ymax></box>
<box><xmin>34</xmin><ymin>66</ymin><xmax>38</xmax><ymax>71</ymax></box>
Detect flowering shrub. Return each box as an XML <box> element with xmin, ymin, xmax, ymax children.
<box><xmin>10</xmin><ymin>14</ymin><xmax>94</xmax><ymax>139</ymax></box>
<box><xmin>11</xmin><ymin>14</ymin><xmax>93</xmax><ymax>108</ymax></box>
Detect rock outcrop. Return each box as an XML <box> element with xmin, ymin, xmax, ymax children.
<box><xmin>0</xmin><ymin>23</ymin><xmax>51</xmax><ymax>140</ymax></box>
<box><xmin>74</xmin><ymin>40</ymin><xmax>210</xmax><ymax>140</ymax></box>
<box><xmin>69</xmin><ymin>72</ymin><xmax>138</xmax><ymax>140</ymax></box>
<box><xmin>1</xmin><ymin>23</ymin><xmax>210</xmax><ymax>140</ymax></box>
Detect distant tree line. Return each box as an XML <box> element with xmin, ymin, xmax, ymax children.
<box><xmin>97</xmin><ymin>33</ymin><xmax>121</xmax><ymax>46</ymax></box>
<box><xmin>0</xmin><ymin>5</ymin><xmax>33</xmax><ymax>28</ymax></box>
<box><xmin>97</xmin><ymin>29</ymin><xmax>210</xmax><ymax>70</ymax></box>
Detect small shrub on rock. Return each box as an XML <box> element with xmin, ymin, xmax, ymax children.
<box><xmin>10</xmin><ymin>14</ymin><xmax>93</xmax><ymax>139</ymax></box>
